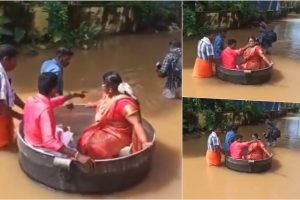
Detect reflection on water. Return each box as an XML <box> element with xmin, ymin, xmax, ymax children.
<box><xmin>183</xmin><ymin>113</ymin><xmax>300</xmax><ymax>199</ymax></box>
<box><xmin>0</xmin><ymin>33</ymin><xmax>182</xmax><ymax>199</ymax></box>
<box><xmin>183</xmin><ymin>13</ymin><xmax>300</xmax><ymax>102</ymax></box>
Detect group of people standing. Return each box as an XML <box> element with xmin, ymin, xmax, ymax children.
<box><xmin>193</xmin><ymin>21</ymin><xmax>276</xmax><ymax>78</ymax></box>
<box><xmin>206</xmin><ymin>121</ymin><xmax>280</xmax><ymax>166</ymax></box>
<box><xmin>0</xmin><ymin>44</ymin><xmax>152</xmax><ymax>170</ymax></box>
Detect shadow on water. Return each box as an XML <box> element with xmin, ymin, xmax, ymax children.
<box><xmin>268</xmin><ymin>158</ymin><xmax>282</xmax><ymax>174</ymax></box>
<box><xmin>269</xmin><ymin>68</ymin><xmax>284</xmax><ymax>85</ymax></box>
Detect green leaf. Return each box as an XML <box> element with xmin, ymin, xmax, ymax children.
<box><xmin>14</xmin><ymin>27</ymin><xmax>26</xmax><ymax>43</ymax></box>
<box><xmin>0</xmin><ymin>27</ymin><xmax>13</xmax><ymax>36</ymax></box>
<box><xmin>53</xmin><ymin>31</ymin><xmax>63</xmax><ymax>43</ymax></box>
<box><xmin>0</xmin><ymin>16</ymin><xmax>11</xmax><ymax>25</ymax></box>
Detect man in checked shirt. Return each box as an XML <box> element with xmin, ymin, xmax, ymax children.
<box><xmin>156</xmin><ymin>39</ymin><xmax>182</xmax><ymax>99</ymax></box>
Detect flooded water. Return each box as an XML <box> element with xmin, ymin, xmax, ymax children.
<box><xmin>183</xmin><ymin>13</ymin><xmax>300</xmax><ymax>103</ymax></box>
<box><xmin>183</xmin><ymin>113</ymin><xmax>300</xmax><ymax>199</ymax></box>
<box><xmin>0</xmin><ymin>33</ymin><xmax>182</xmax><ymax>198</ymax></box>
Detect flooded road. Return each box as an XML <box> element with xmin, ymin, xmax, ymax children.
<box><xmin>183</xmin><ymin>113</ymin><xmax>300</xmax><ymax>199</ymax></box>
<box><xmin>183</xmin><ymin>13</ymin><xmax>300</xmax><ymax>102</ymax></box>
<box><xmin>0</xmin><ymin>33</ymin><xmax>182</xmax><ymax>198</ymax></box>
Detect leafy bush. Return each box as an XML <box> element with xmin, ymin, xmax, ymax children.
<box><xmin>183</xmin><ymin>6</ymin><xmax>197</xmax><ymax>37</ymax></box>
<box><xmin>295</xmin><ymin>2</ymin><xmax>300</xmax><ymax>13</ymax></box>
<box><xmin>183</xmin><ymin>98</ymin><xmax>287</xmax><ymax>136</ymax></box>
<box><xmin>0</xmin><ymin>15</ymin><xmax>26</xmax><ymax>43</ymax></box>
<box><xmin>42</xmin><ymin>2</ymin><xmax>69</xmax><ymax>44</ymax></box>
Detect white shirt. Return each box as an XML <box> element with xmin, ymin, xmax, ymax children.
<box><xmin>0</xmin><ymin>63</ymin><xmax>15</xmax><ymax>107</ymax></box>
<box><xmin>197</xmin><ymin>37</ymin><xmax>214</xmax><ymax>60</ymax></box>
<box><xmin>207</xmin><ymin>131</ymin><xmax>222</xmax><ymax>151</ymax></box>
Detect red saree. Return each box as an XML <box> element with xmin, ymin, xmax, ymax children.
<box><xmin>240</xmin><ymin>46</ymin><xmax>266</xmax><ymax>70</ymax></box>
<box><xmin>246</xmin><ymin>140</ymin><xmax>265</xmax><ymax>160</ymax></box>
<box><xmin>77</xmin><ymin>94</ymin><xmax>143</xmax><ymax>159</ymax></box>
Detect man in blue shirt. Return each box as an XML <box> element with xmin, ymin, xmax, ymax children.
<box><xmin>214</xmin><ymin>28</ymin><xmax>227</xmax><ymax>60</ymax></box>
<box><xmin>40</xmin><ymin>47</ymin><xmax>74</xmax><ymax>95</ymax></box>
<box><xmin>223</xmin><ymin>126</ymin><xmax>238</xmax><ymax>154</ymax></box>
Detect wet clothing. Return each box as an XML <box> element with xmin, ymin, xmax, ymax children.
<box><xmin>193</xmin><ymin>37</ymin><xmax>214</xmax><ymax>78</ymax></box>
<box><xmin>264</xmin><ymin>127</ymin><xmax>280</xmax><ymax>145</ymax></box>
<box><xmin>40</xmin><ymin>59</ymin><xmax>64</xmax><ymax>95</ymax></box>
<box><xmin>260</xmin><ymin>28</ymin><xmax>277</xmax><ymax>53</ymax></box>
<box><xmin>206</xmin><ymin>150</ymin><xmax>221</xmax><ymax>166</ymax></box>
<box><xmin>221</xmin><ymin>47</ymin><xmax>242</xmax><ymax>69</ymax></box>
<box><xmin>206</xmin><ymin>132</ymin><xmax>222</xmax><ymax>166</ymax></box>
<box><xmin>77</xmin><ymin>94</ymin><xmax>143</xmax><ymax>159</ymax></box>
<box><xmin>0</xmin><ymin>63</ymin><xmax>15</xmax><ymax>148</ymax></box>
<box><xmin>229</xmin><ymin>141</ymin><xmax>249</xmax><ymax>159</ymax></box>
<box><xmin>214</xmin><ymin>34</ymin><xmax>224</xmax><ymax>59</ymax></box>
<box><xmin>159</xmin><ymin>48</ymin><xmax>182</xmax><ymax>99</ymax></box>
<box><xmin>24</xmin><ymin>94</ymin><xmax>65</xmax><ymax>151</ymax></box>
<box><xmin>260</xmin><ymin>31</ymin><xmax>273</xmax><ymax>51</ymax></box>
<box><xmin>223</xmin><ymin>130</ymin><xmax>236</xmax><ymax>152</ymax></box>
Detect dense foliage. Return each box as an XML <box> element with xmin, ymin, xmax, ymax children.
<box><xmin>183</xmin><ymin>1</ymin><xmax>274</xmax><ymax>37</ymax></box>
<box><xmin>183</xmin><ymin>98</ymin><xmax>298</xmax><ymax>136</ymax></box>
<box><xmin>0</xmin><ymin>1</ymin><xmax>180</xmax><ymax>47</ymax></box>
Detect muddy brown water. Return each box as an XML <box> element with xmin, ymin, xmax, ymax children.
<box><xmin>0</xmin><ymin>33</ymin><xmax>182</xmax><ymax>199</ymax></box>
<box><xmin>183</xmin><ymin>113</ymin><xmax>300</xmax><ymax>199</ymax></box>
<box><xmin>183</xmin><ymin>13</ymin><xmax>300</xmax><ymax>103</ymax></box>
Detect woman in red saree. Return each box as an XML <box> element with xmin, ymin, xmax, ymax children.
<box><xmin>246</xmin><ymin>133</ymin><xmax>272</xmax><ymax>160</ymax></box>
<box><xmin>77</xmin><ymin>71</ymin><xmax>150</xmax><ymax>159</ymax></box>
<box><xmin>240</xmin><ymin>37</ymin><xmax>273</xmax><ymax>70</ymax></box>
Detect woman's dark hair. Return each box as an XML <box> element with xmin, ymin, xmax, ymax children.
<box><xmin>252</xmin><ymin>133</ymin><xmax>259</xmax><ymax>139</ymax></box>
<box><xmin>56</xmin><ymin>47</ymin><xmax>74</xmax><ymax>57</ymax></box>
<box><xmin>228</xmin><ymin>39</ymin><xmax>237</xmax><ymax>46</ymax></box>
<box><xmin>248</xmin><ymin>36</ymin><xmax>259</xmax><ymax>43</ymax></box>
<box><xmin>38</xmin><ymin>72</ymin><xmax>58</xmax><ymax>96</ymax></box>
<box><xmin>102</xmin><ymin>71</ymin><xmax>123</xmax><ymax>91</ymax></box>
<box><xmin>0</xmin><ymin>44</ymin><xmax>18</xmax><ymax>60</ymax></box>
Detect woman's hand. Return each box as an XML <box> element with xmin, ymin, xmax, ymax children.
<box><xmin>268</xmin><ymin>61</ymin><xmax>274</xmax><ymax>67</ymax></box>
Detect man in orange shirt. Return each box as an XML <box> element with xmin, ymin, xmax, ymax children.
<box><xmin>229</xmin><ymin>134</ymin><xmax>253</xmax><ymax>159</ymax></box>
<box><xmin>221</xmin><ymin>39</ymin><xmax>249</xmax><ymax>69</ymax></box>
<box><xmin>23</xmin><ymin>72</ymin><xmax>95</xmax><ymax>169</ymax></box>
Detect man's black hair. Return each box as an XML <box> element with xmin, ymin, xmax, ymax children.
<box><xmin>0</xmin><ymin>44</ymin><xmax>18</xmax><ymax>60</ymax></box>
<box><xmin>228</xmin><ymin>39</ymin><xmax>237</xmax><ymax>46</ymax></box>
<box><xmin>38</xmin><ymin>72</ymin><xmax>58</xmax><ymax>96</ymax></box>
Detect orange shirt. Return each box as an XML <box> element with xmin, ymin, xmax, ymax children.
<box><xmin>229</xmin><ymin>141</ymin><xmax>249</xmax><ymax>159</ymax></box>
<box><xmin>24</xmin><ymin>94</ymin><xmax>65</xmax><ymax>151</ymax></box>
<box><xmin>221</xmin><ymin>47</ymin><xmax>241</xmax><ymax>69</ymax></box>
